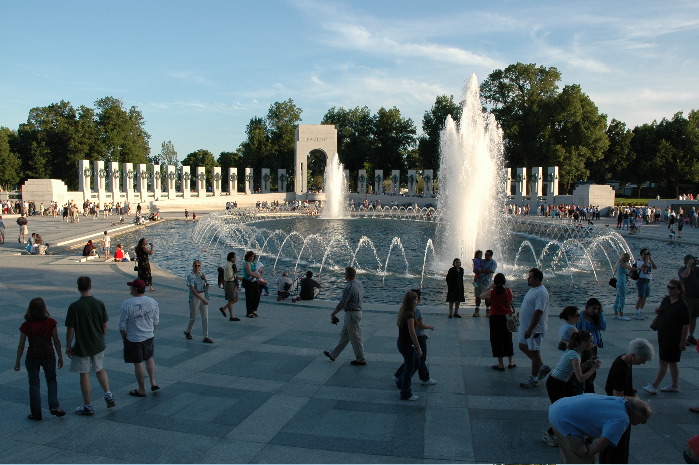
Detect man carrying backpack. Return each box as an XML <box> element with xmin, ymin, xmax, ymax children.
<box><xmin>17</xmin><ymin>214</ymin><xmax>28</xmax><ymax>243</ymax></box>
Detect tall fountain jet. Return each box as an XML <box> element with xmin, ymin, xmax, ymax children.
<box><xmin>322</xmin><ymin>152</ymin><xmax>347</xmax><ymax>219</ymax></box>
<box><xmin>436</xmin><ymin>74</ymin><xmax>506</xmax><ymax>265</ymax></box>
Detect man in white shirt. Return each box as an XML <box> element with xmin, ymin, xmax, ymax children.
<box><xmin>518</xmin><ymin>268</ymin><xmax>550</xmax><ymax>388</ymax></box>
<box><xmin>119</xmin><ymin>279</ymin><xmax>160</xmax><ymax>397</ymax></box>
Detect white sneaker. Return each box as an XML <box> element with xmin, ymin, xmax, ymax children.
<box><xmin>403</xmin><ymin>395</ymin><xmax>419</xmax><ymax>401</ymax></box>
<box><xmin>421</xmin><ymin>378</ymin><xmax>437</xmax><ymax>385</ymax></box>
<box><xmin>618</xmin><ymin>316</ymin><xmax>631</xmax><ymax>321</ymax></box>
<box><xmin>642</xmin><ymin>384</ymin><xmax>657</xmax><ymax>394</ymax></box>
<box><xmin>660</xmin><ymin>385</ymin><xmax>679</xmax><ymax>393</ymax></box>
<box><xmin>613</xmin><ymin>315</ymin><xmax>619</xmax><ymax>320</ymax></box>
<box><xmin>542</xmin><ymin>432</ymin><xmax>558</xmax><ymax>447</ymax></box>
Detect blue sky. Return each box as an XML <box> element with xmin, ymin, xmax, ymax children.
<box><xmin>2</xmin><ymin>0</ymin><xmax>698</xmax><ymax>160</ymax></box>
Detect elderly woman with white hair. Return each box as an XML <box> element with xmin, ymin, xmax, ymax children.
<box><xmin>601</xmin><ymin>337</ymin><xmax>655</xmax><ymax>463</ymax></box>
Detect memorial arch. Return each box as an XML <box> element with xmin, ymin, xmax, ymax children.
<box><xmin>294</xmin><ymin>124</ymin><xmax>337</xmax><ymax>194</ymax></box>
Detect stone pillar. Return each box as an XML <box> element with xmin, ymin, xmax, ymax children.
<box><xmin>390</xmin><ymin>170</ymin><xmax>400</xmax><ymax>195</ymax></box>
<box><xmin>123</xmin><ymin>163</ymin><xmax>135</xmax><ymax>200</ymax></box>
<box><xmin>245</xmin><ymin>168</ymin><xmax>253</xmax><ymax>194</ymax></box>
<box><xmin>515</xmin><ymin>167</ymin><xmax>527</xmax><ymax>197</ymax></box>
<box><xmin>407</xmin><ymin>170</ymin><xmax>417</xmax><ymax>196</ymax></box>
<box><xmin>277</xmin><ymin>169</ymin><xmax>286</xmax><ymax>193</ymax></box>
<box><xmin>229</xmin><ymin>167</ymin><xmax>239</xmax><ymax>195</ymax></box>
<box><xmin>506</xmin><ymin>167</ymin><xmax>513</xmax><ymax>196</ymax></box>
<box><xmin>181</xmin><ymin>166</ymin><xmax>191</xmax><ymax>198</ymax></box>
<box><xmin>344</xmin><ymin>169</ymin><xmax>350</xmax><ymax>193</ymax></box>
<box><xmin>94</xmin><ymin>160</ymin><xmax>105</xmax><ymax>194</ymax></box>
<box><xmin>531</xmin><ymin>167</ymin><xmax>543</xmax><ymax>198</ymax></box>
<box><xmin>108</xmin><ymin>161</ymin><xmax>120</xmax><ymax>198</ymax></box>
<box><xmin>423</xmin><ymin>170</ymin><xmax>434</xmax><ymax>196</ymax></box>
<box><xmin>212</xmin><ymin>167</ymin><xmax>222</xmax><ymax>196</ymax></box>
<box><xmin>151</xmin><ymin>164</ymin><xmax>161</xmax><ymax>200</ymax></box>
<box><xmin>357</xmin><ymin>170</ymin><xmax>367</xmax><ymax>195</ymax></box>
<box><xmin>166</xmin><ymin>165</ymin><xmax>177</xmax><ymax>199</ymax></box>
<box><xmin>195</xmin><ymin>167</ymin><xmax>206</xmax><ymax>196</ymax></box>
<box><xmin>261</xmin><ymin>168</ymin><xmax>271</xmax><ymax>193</ymax></box>
<box><xmin>374</xmin><ymin>170</ymin><xmax>383</xmax><ymax>194</ymax></box>
<box><xmin>79</xmin><ymin>160</ymin><xmax>91</xmax><ymax>201</ymax></box>
<box><xmin>136</xmin><ymin>164</ymin><xmax>148</xmax><ymax>201</ymax></box>
<box><xmin>546</xmin><ymin>166</ymin><xmax>559</xmax><ymax>197</ymax></box>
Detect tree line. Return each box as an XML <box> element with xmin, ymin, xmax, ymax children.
<box><xmin>1</xmin><ymin>62</ymin><xmax>697</xmax><ymax>196</ymax></box>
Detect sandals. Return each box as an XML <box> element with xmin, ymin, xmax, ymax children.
<box><xmin>129</xmin><ymin>389</ymin><xmax>146</xmax><ymax>397</ymax></box>
<box><xmin>50</xmin><ymin>408</ymin><xmax>66</xmax><ymax>417</ymax></box>
<box><xmin>491</xmin><ymin>365</ymin><xmax>505</xmax><ymax>371</ymax></box>
<box><xmin>453</xmin><ymin>313</ymin><xmax>462</xmax><ymax>318</ymax></box>
<box><xmin>27</xmin><ymin>414</ymin><xmax>41</xmax><ymax>421</ymax></box>
<box><xmin>203</xmin><ymin>338</ymin><xmax>214</xmax><ymax>343</ymax></box>
<box><xmin>229</xmin><ymin>317</ymin><xmax>240</xmax><ymax>321</ymax></box>
<box><xmin>508</xmin><ymin>363</ymin><xmax>517</xmax><ymax>369</ymax></box>
<box><xmin>184</xmin><ymin>331</ymin><xmax>193</xmax><ymax>340</ymax></box>
<box><xmin>151</xmin><ymin>385</ymin><xmax>160</xmax><ymax>392</ymax></box>
<box><xmin>219</xmin><ymin>307</ymin><xmax>227</xmax><ymax>317</ymax></box>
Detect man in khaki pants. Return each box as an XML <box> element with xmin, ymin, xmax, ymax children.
<box><xmin>324</xmin><ymin>267</ymin><xmax>366</xmax><ymax>365</ymax></box>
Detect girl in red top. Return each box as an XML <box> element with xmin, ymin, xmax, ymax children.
<box><xmin>480</xmin><ymin>273</ymin><xmax>516</xmax><ymax>370</ymax></box>
<box><xmin>14</xmin><ymin>298</ymin><xmax>65</xmax><ymax>420</ymax></box>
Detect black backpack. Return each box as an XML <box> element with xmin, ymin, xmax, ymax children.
<box><xmin>27</xmin><ymin>321</ymin><xmax>52</xmax><ymax>361</ymax></box>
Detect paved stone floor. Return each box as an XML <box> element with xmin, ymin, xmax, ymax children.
<box><xmin>0</xmin><ymin>213</ymin><xmax>697</xmax><ymax>463</ymax></box>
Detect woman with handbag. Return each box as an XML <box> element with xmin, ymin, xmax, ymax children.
<box><xmin>612</xmin><ymin>253</ymin><xmax>633</xmax><ymax>320</ymax></box>
<box><xmin>642</xmin><ymin>279</ymin><xmax>690</xmax><ymax>394</ymax></box>
<box><xmin>481</xmin><ymin>273</ymin><xmax>515</xmax><ymax>370</ymax></box>
<box><xmin>135</xmin><ymin>238</ymin><xmax>155</xmax><ymax>292</ymax></box>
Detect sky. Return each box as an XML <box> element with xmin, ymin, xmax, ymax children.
<box><xmin>2</xmin><ymin>0</ymin><xmax>698</xmax><ymax>160</ymax></box>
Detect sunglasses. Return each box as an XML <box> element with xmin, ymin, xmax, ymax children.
<box><xmin>667</xmin><ymin>285</ymin><xmax>678</xmax><ymax>290</ymax></box>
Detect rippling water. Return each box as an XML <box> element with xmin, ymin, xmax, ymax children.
<box><xmin>103</xmin><ymin>218</ymin><xmax>694</xmax><ymax>309</ymax></box>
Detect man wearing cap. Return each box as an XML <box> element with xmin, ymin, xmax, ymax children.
<box><xmin>679</xmin><ymin>254</ymin><xmax>699</xmax><ymax>345</ymax></box>
<box><xmin>118</xmin><ymin>279</ymin><xmax>160</xmax><ymax>397</ymax></box>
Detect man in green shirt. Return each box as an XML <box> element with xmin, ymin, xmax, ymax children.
<box><xmin>65</xmin><ymin>276</ymin><xmax>115</xmax><ymax>415</ymax></box>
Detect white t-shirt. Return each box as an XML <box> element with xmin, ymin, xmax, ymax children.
<box><xmin>519</xmin><ymin>285</ymin><xmax>549</xmax><ymax>335</ymax></box>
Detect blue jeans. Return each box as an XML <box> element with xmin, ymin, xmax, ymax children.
<box><xmin>395</xmin><ymin>335</ymin><xmax>429</xmax><ymax>381</ymax></box>
<box><xmin>25</xmin><ymin>352</ymin><xmax>59</xmax><ymax>419</ymax></box>
<box><xmin>396</xmin><ymin>340</ymin><xmax>418</xmax><ymax>399</ymax></box>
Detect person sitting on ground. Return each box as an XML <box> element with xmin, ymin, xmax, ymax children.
<box><xmin>277</xmin><ymin>272</ymin><xmax>293</xmax><ymax>300</ymax></box>
<box><xmin>82</xmin><ymin>240</ymin><xmax>97</xmax><ymax>257</ymax></box>
<box><xmin>299</xmin><ymin>271</ymin><xmax>322</xmax><ymax>300</ymax></box>
<box><xmin>114</xmin><ymin>244</ymin><xmax>125</xmax><ymax>262</ymax></box>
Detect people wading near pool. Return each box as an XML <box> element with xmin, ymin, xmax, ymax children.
<box><xmin>393</xmin><ymin>290</ymin><xmax>424</xmax><ymax>400</ymax></box>
<box><xmin>394</xmin><ymin>289</ymin><xmax>436</xmax><ymax>386</ymax></box>
<box><xmin>549</xmin><ymin>394</ymin><xmax>652</xmax><ymax>463</ymax></box>
<box><xmin>473</xmin><ymin>249</ymin><xmax>497</xmax><ymax>317</ymax></box>
<box><xmin>633</xmin><ymin>248</ymin><xmax>657</xmax><ymax>320</ymax></box>
<box><xmin>241</xmin><ymin>250</ymin><xmax>262</xmax><ymax>318</ymax></box>
<box><xmin>518</xmin><ymin>268</ymin><xmax>551</xmax><ymax>388</ymax></box>
<box><xmin>601</xmin><ymin>338</ymin><xmax>654</xmax><ymax>463</ymax></box>
<box><xmin>65</xmin><ymin>276</ymin><xmax>116</xmax><ymax>415</ymax></box>
<box><xmin>480</xmin><ymin>273</ymin><xmax>515</xmax><ymax>370</ymax></box>
<box><xmin>118</xmin><ymin>279</ymin><xmax>159</xmax><ymax>397</ymax></box>
<box><xmin>324</xmin><ymin>267</ymin><xmax>366</xmax><ymax>365</ymax></box>
<box><xmin>220</xmin><ymin>252</ymin><xmax>240</xmax><ymax>321</ymax></box>
<box><xmin>446</xmin><ymin>258</ymin><xmax>465</xmax><ymax>318</ymax></box>
<box><xmin>612</xmin><ymin>253</ymin><xmax>633</xmax><ymax>320</ymax></box>
<box><xmin>642</xmin><ymin>278</ymin><xmax>690</xmax><ymax>395</ymax></box>
<box><xmin>679</xmin><ymin>254</ymin><xmax>699</xmax><ymax>346</ymax></box>
<box><xmin>184</xmin><ymin>260</ymin><xmax>213</xmax><ymax>343</ymax></box>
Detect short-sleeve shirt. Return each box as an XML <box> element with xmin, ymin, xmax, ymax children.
<box><xmin>605</xmin><ymin>355</ymin><xmax>635</xmax><ymax>396</ymax></box>
<box><xmin>519</xmin><ymin>285</ymin><xmax>549</xmax><ymax>335</ymax></box>
<box><xmin>118</xmin><ymin>295</ymin><xmax>159</xmax><ymax>343</ymax></box>
<box><xmin>549</xmin><ymin>394</ymin><xmax>630</xmax><ymax>446</ymax></box>
<box><xmin>20</xmin><ymin>318</ymin><xmax>57</xmax><ymax>357</ymax></box>
<box><xmin>475</xmin><ymin>259</ymin><xmax>497</xmax><ymax>285</ymax></box>
<box><xmin>551</xmin><ymin>349</ymin><xmax>580</xmax><ymax>382</ymax></box>
<box><xmin>300</xmin><ymin>277</ymin><xmax>321</xmax><ymax>300</ymax></box>
<box><xmin>186</xmin><ymin>272</ymin><xmax>208</xmax><ymax>301</ymax></box>
<box><xmin>339</xmin><ymin>279</ymin><xmax>363</xmax><ymax>312</ymax></box>
<box><xmin>65</xmin><ymin>296</ymin><xmax>108</xmax><ymax>357</ymax></box>
<box><xmin>679</xmin><ymin>266</ymin><xmax>699</xmax><ymax>298</ymax></box>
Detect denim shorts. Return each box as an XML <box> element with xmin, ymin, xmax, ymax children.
<box><xmin>636</xmin><ymin>278</ymin><xmax>651</xmax><ymax>298</ymax></box>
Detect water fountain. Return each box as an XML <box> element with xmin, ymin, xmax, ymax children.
<box><xmin>436</xmin><ymin>74</ymin><xmax>505</xmax><ymax>264</ymax></box>
<box><xmin>321</xmin><ymin>152</ymin><xmax>347</xmax><ymax>219</ymax></box>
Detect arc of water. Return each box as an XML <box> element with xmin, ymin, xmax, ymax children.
<box><xmin>382</xmin><ymin>237</ymin><xmax>411</xmax><ymax>286</ymax></box>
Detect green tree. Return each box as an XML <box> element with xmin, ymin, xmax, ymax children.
<box><xmin>546</xmin><ymin>84</ymin><xmax>609</xmax><ymax>191</ymax></box>
<box><xmin>218</xmin><ymin>151</ymin><xmax>242</xmax><ymax>190</ymax></box>
<box><xmin>0</xmin><ymin>127</ymin><xmax>21</xmax><ymax>189</ymax></box>
<box><xmin>480</xmin><ymin>63</ymin><xmax>561</xmax><ymax>168</ymax></box>
<box><xmin>267</xmin><ymin>99</ymin><xmax>302</xmax><ymax>172</ymax></box>
<box><xmin>181</xmin><ymin>149</ymin><xmax>219</xmax><ymax>189</ymax></box>
<box><xmin>418</xmin><ymin>95</ymin><xmax>462</xmax><ymax>171</ymax></box>
<box><xmin>238</xmin><ymin>117</ymin><xmax>272</xmax><ymax>190</ymax></box>
<box><xmin>370</xmin><ymin>107</ymin><xmax>417</xmax><ymax>175</ymax></box>
<box><xmin>94</xmin><ymin>96</ymin><xmax>151</xmax><ymax>164</ymax></box>
<box><xmin>156</xmin><ymin>140</ymin><xmax>178</xmax><ymax>166</ymax></box>
<box><xmin>588</xmin><ymin>119</ymin><xmax>634</xmax><ymax>184</ymax></box>
<box><xmin>322</xmin><ymin>106</ymin><xmax>374</xmax><ymax>178</ymax></box>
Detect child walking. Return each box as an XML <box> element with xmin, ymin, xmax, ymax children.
<box><xmin>14</xmin><ymin>298</ymin><xmax>66</xmax><ymax>420</ymax></box>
